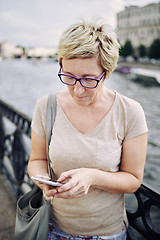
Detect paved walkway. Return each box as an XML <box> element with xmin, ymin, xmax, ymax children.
<box><xmin>0</xmin><ymin>174</ymin><xmax>17</xmax><ymax>240</ymax></box>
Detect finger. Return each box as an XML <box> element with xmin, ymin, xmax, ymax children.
<box><xmin>57</xmin><ymin>178</ymin><xmax>77</xmax><ymax>193</ymax></box>
<box><xmin>43</xmin><ymin>184</ymin><xmax>57</xmax><ymax>197</ymax></box>
<box><xmin>57</xmin><ymin>173</ymin><xmax>70</xmax><ymax>183</ymax></box>
<box><xmin>54</xmin><ymin>190</ymin><xmax>86</xmax><ymax>199</ymax></box>
<box><xmin>72</xmin><ymin>192</ymin><xmax>88</xmax><ymax>198</ymax></box>
<box><xmin>55</xmin><ymin>183</ymin><xmax>86</xmax><ymax>199</ymax></box>
<box><xmin>57</xmin><ymin>169</ymin><xmax>75</xmax><ymax>182</ymax></box>
<box><xmin>36</xmin><ymin>175</ymin><xmax>50</xmax><ymax>180</ymax></box>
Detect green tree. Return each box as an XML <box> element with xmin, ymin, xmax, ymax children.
<box><xmin>120</xmin><ymin>40</ymin><xmax>133</xmax><ymax>57</ymax></box>
<box><xmin>138</xmin><ymin>44</ymin><xmax>146</xmax><ymax>57</ymax></box>
<box><xmin>149</xmin><ymin>39</ymin><xmax>160</xmax><ymax>59</ymax></box>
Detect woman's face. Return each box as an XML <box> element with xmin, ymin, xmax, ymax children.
<box><xmin>61</xmin><ymin>57</ymin><xmax>106</xmax><ymax>106</ymax></box>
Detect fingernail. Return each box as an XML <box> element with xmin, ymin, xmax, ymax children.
<box><xmin>58</xmin><ymin>188</ymin><xmax>62</xmax><ymax>192</ymax></box>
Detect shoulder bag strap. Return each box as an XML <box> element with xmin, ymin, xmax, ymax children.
<box><xmin>46</xmin><ymin>94</ymin><xmax>57</xmax><ymax>180</ymax></box>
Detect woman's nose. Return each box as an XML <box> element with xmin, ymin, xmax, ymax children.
<box><xmin>74</xmin><ymin>81</ymin><xmax>85</xmax><ymax>95</ymax></box>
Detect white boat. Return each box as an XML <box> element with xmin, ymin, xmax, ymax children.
<box><xmin>129</xmin><ymin>68</ymin><xmax>160</xmax><ymax>86</ymax></box>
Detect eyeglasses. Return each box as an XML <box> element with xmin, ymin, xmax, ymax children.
<box><xmin>58</xmin><ymin>68</ymin><xmax>105</xmax><ymax>89</ymax></box>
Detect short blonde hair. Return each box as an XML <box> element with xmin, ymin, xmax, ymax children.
<box><xmin>58</xmin><ymin>19</ymin><xmax>120</xmax><ymax>73</ymax></box>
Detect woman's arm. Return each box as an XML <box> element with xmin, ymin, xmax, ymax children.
<box><xmin>28</xmin><ymin>130</ymin><xmax>48</xmax><ymax>178</ymax></box>
<box><xmin>93</xmin><ymin>132</ymin><xmax>148</xmax><ymax>193</ymax></box>
<box><xmin>28</xmin><ymin>130</ymin><xmax>57</xmax><ymax>196</ymax></box>
<box><xmin>55</xmin><ymin>133</ymin><xmax>147</xmax><ymax>198</ymax></box>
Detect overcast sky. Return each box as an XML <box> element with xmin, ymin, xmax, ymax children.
<box><xmin>0</xmin><ymin>0</ymin><xmax>159</xmax><ymax>47</ymax></box>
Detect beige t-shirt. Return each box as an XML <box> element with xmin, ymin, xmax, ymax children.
<box><xmin>31</xmin><ymin>91</ymin><xmax>148</xmax><ymax>236</ymax></box>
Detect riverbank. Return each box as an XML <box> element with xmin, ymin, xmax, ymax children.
<box><xmin>117</xmin><ymin>61</ymin><xmax>160</xmax><ymax>71</ymax></box>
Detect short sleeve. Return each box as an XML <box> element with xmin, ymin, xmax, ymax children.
<box><xmin>124</xmin><ymin>102</ymin><xmax>148</xmax><ymax>141</ymax></box>
<box><xmin>31</xmin><ymin>95</ymin><xmax>48</xmax><ymax>137</ymax></box>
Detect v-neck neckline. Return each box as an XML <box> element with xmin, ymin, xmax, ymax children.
<box><xmin>56</xmin><ymin>91</ymin><xmax>118</xmax><ymax>136</ymax></box>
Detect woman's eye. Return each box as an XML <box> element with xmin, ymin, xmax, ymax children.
<box><xmin>64</xmin><ymin>76</ymin><xmax>74</xmax><ymax>81</ymax></box>
<box><xmin>82</xmin><ymin>78</ymin><xmax>92</xmax><ymax>82</ymax></box>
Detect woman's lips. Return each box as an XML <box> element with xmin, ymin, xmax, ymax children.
<box><xmin>75</xmin><ymin>96</ymin><xmax>86</xmax><ymax>100</ymax></box>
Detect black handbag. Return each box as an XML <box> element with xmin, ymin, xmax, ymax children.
<box><xmin>15</xmin><ymin>94</ymin><xmax>57</xmax><ymax>240</ymax></box>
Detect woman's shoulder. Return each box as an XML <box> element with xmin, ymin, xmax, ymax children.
<box><xmin>36</xmin><ymin>94</ymin><xmax>49</xmax><ymax>106</ymax></box>
<box><xmin>56</xmin><ymin>90</ymin><xmax>72</xmax><ymax>106</ymax></box>
<box><xmin>36</xmin><ymin>94</ymin><xmax>49</xmax><ymax>109</ymax></box>
<box><xmin>115</xmin><ymin>92</ymin><xmax>143</xmax><ymax>115</ymax></box>
<box><xmin>115</xmin><ymin>91</ymin><xmax>146</xmax><ymax>122</ymax></box>
<box><xmin>116</xmin><ymin>92</ymin><xmax>140</xmax><ymax>107</ymax></box>
<box><xmin>115</xmin><ymin>92</ymin><xmax>148</xmax><ymax>140</ymax></box>
<box><xmin>35</xmin><ymin>92</ymin><xmax>62</xmax><ymax>108</ymax></box>
<box><xmin>35</xmin><ymin>91</ymin><xmax>69</xmax><ymax>112</ymax></box>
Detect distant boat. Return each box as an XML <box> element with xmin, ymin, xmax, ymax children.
<box><xmin>129</xmin><ymin>68</ymin><xmax>160</xmax><ymax>86</ymax></box>
<box><xmin>116</xmin><ymin>66</ymin><xmax>131</xmax><ymax>74</ymax></box>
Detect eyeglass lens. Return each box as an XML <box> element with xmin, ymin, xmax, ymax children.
<box><xmin>60</xmin><ymin>75</ymin><xmax>98</xmax><ymax>88</ymax></box>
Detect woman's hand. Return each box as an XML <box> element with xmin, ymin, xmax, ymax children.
<box><xmin>54</xmin><ymin>168</ymin><xmax>95</xmax><ymax>199</ymax></box>
<box><xmin>30</xmin><ymin>173</ymin><xmax>58</xmax><ymax>199</ymax></box>
<box><xmin>33</xmin><ymin>176</ymin><xmax>58</xmax><ymax>198</ymax></box>
<box><xmin>42</xmin><ymin>183</ymin><xmax>58</xmax><ymax>198</ymax></box>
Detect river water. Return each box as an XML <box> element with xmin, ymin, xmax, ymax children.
<box><xmin>0</xmin><ymin>58</ymin><xmax>160</xmax><ymax>193</ymax></box>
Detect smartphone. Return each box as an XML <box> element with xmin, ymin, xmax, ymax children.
<box><xmin>31</xmin><ymin>176</ymin><xmax>63</xmax><ymax>187</ymax></box>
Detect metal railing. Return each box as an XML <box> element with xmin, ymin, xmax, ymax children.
<box><xmin>0</xmin><ymin>99</ymin><xmax>32</xmax><ymax>196</ymax></box>
<box><xmin>0</xmin><ymin>98</ymin><xmax>160</xmax><ymax>240</ymax></box>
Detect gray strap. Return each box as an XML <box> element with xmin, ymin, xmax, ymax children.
<box><xmin>46</xmin><ymin>94</ymin><xmax>57</xmax><ymax>179</ymax></box>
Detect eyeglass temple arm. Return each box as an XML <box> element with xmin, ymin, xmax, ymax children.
<box><xmin>58</xmin><ymin>67</ymin><xmax>62</xmax><ymax>74</ymax></box>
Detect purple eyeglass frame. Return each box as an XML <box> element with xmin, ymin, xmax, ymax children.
<box><xmin>58</xmin><ymin>67</ymin><xmax>105</xmax><ymax>89</ymax></box>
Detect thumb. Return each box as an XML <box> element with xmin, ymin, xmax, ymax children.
<box><xmin>57</xmin><ymin>170</ymin><xmax>73</xmax><ymax>183</ymax></box>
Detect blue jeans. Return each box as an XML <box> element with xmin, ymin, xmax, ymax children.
<box><xmin>48</xmin><ymin>225</ymin><xmax>127</xmax><ymax>240</ymax></box>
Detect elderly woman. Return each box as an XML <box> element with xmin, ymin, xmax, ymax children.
<box><xmin>28</xmin><ymin>20</ymin><xmax>148</xmax><ymax>240</ymax></box>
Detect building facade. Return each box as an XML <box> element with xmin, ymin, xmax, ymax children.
<box><xmin>0</xmin><ymin>41</ymin><xmax>23</xmax><ymax>58</ymax></box>
<box><xmin>117</xmin><ymin>2</ymin><xmax>160</xmax><ymax>48</ymax></box>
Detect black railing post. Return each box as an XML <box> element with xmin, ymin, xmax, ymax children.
<box><xmin>0</xmin><ymin>116</ymin><xmax>5</xmax><ymax>173</ymax></box>
<box><xmin>126</xmin><ymin>184</ymin><xmax>160</xmax><ymax>240</ymax></box>
<box><xmin>12</xmin><ymin>130</ymin><xmax>27</xmax><ymax>183</ymax></box>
